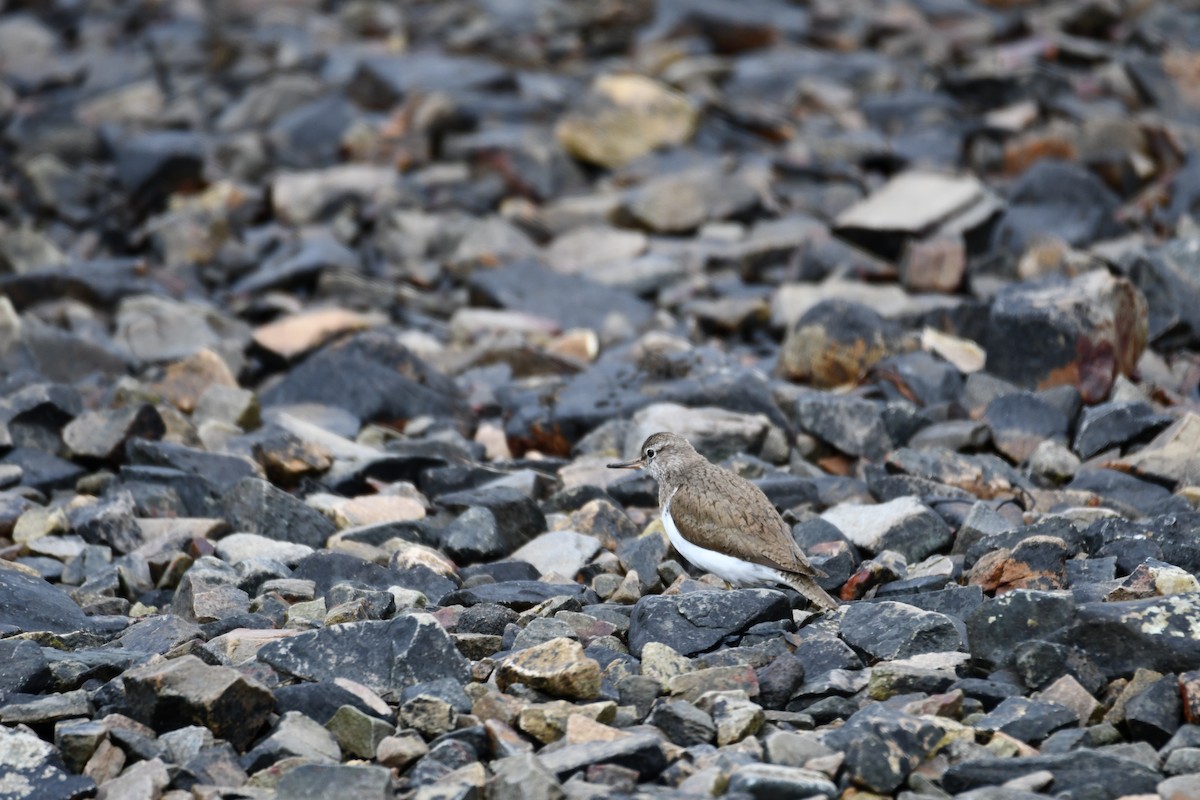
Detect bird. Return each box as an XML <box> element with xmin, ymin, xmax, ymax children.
<box><xmin>608</xmin><ymin>431</ymin><xmax>839</xmax><ymax>611</ymax></box>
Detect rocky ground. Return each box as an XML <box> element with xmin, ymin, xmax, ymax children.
<box><xmin>3</xmin><ymin>0</ymin><xmax>1200</xmax><ymax>798</ymax></box>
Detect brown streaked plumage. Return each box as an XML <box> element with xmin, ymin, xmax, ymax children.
<box><xmin>609</xmin><ymin>431</ymin><xmax>839</xmax><ymax>611</ymax></box>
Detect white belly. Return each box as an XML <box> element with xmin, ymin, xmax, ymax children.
<box><xmin>662</xmin><ymin>507</ymin><xmax>781</xmax><ymax>587</ymax></box>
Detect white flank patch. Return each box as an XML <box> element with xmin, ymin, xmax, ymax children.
<box><xmin>662</xmin><ymin>504</ymin><xmax>780</xmax><ymax>587</ymax></box>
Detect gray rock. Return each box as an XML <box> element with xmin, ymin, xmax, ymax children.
<box><xmin>820</xmin><ymin>496</ymin><xmax>952</xmax><ymax>562</ymax></box>
<box><xmin>256</xmin><ymin>614</ymin><xmax>470</xmax><ymax>701</ymax></box>
<box><xmin>273</xmin><ymin>763</ymin><xmax>393</xmax><ymax>800</ymax></box>
<box><xmin>823</xmin><ymin>705</ymin><xmax>946</xmax><ymax>793</ymax></box>
<box><xmin>1074</xmin><ymin>401</ymin><xmax>1172</xmax><ymax>459</ymax></box>
<box><xmin>0</xmin><ymin>563</ymin><xmax>101</xmax><ymax>634</ymax></box>
<box><xmin>627</xmin><ymin>589</ymin><xmax>792</xmax><ymax>657</ymax></box>
<box><xmin>62</xmin><ymin>404</ymin><xmax>164</xmax><ymax>462</ymax></box>
<box><xmin>223</xmin><ymin>477</ymin><xmax>335</xmax><ymax>549</ymax></box>
<box><xmin>795</xmin><ymin>393</ymin><xmax>893</xmax><ymax>460</ymax></box>
<box><xmin>122</xmin><ymin>654</ymin><xmax>274</xmax><ymax>751</ymax></box>
<box><xmin>725</xmin><ymin>763</ymin><xmax>839</xmax><ymax>800</ymax></box>
<box><xmin>241</xmin><ymin>710</ymin><xmax>342</xmax><ymax>772</ymax></box>
<box><xmin>942</xmin><ymin>749</ymin><xmax>1160</xmax><ymax>799</ymax></box>
<box><xmin>975</xmin><ymin>696</ymin><xmax>1078</xmax><ymax>743</ymax></box>
<box><xmin>0</xmin><ymin>724</ymin><xmax>95</xmax><ymax>800</ymax></box>
<box><xmin>839</xmin><ymin>601</ymin><xmax>964</xmax><ymax>660</ymax></box>
<box><xmin>648</xmin><ymin>699</ymin><xmax>716</xmax><ymax>746</ymax></box>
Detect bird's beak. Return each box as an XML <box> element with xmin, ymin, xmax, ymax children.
<box><xmin>607</xmin><ymin>456</ymin><xmax>644</xmax><ymax>470</ymax></box>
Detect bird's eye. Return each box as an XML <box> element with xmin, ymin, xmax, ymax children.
<box><xmin>645</xmin><ymin>449</ymin><xmax>656</xmax><ymax>459</ymax></box>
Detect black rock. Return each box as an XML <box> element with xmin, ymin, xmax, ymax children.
<box><xmin>68</xmin><ymin>491</ymin><xmax>145</xmax><ymax>555</ymax></box>
<box><xmin>470</xmin><ymin>260</ymin><xmax>654</xmax><ymax>335</ymax></box>
<box><xmin>116</xmin><ymin>614</ymin><xmax>203</xmax><ymax>656</ymax></box>
<box><xmin>436</xmin><ymin>486</ymin><xmax>546</xmax><ymax>563</ymax></box>
<box><xmin>1124</xmin><ymin>672</ymin><xmax>1181</xmax><ymax>747</ymax></box>
<box><xmin>273</xmin><ymin>682</ymin><xmax>393</xmax><ymax>725</ymax></box>
<box><xmin>1012</xmin><ymin>639</ymin><xmax>1105</xmax><ymax>694</ymax></box>
<box><xmin>223</xmin><ymin>477</ymin><xmax>336</xmax><ymax>548</ymax></box>
<box><xmin>976</xmin><ymin>696</ymin><xmax>1077</xmax><ymax>743</ymax></box>
<box><xmin>126</xmin><ymin>439</ymin><xmax>259</xmax><ymax>492</ymax></box>
<box><xmin>627</xmin><ymin>589</ymin><xmax>792</xmax><ymax>657</ymax></box>
<box><xmin>823</xmin><ymin>706</ymin><xmax>945</xmax><ymax>793</ymax></box>
<box><xmin>874</xmin><ymin>351</ymin><xmax>963</xmax><ymax>408</ymax></box>
<box><xmin>617</xmin><ymin>533</ymin><xmax>669</xmax><ymax>592</ymax></box>
<box><xmin>441</xmin><ymin>581</ymin><xmax>598</xmax><ymax>611</ymax></box>
<box><xmin>990</xmin><ymin>159</ymin><xmax>1124</xmax><ymax>252</ymax></box>
<box><xmin>794</xmin><ymin>393</ymin><xmax>893</xmax><ymax>460</ymax></box>
<box><xmin>790</xmin><ymin>631</ymin><xmax>864</xmax><ymax>677</ymax></box>
<box><xmin>647</xmin><ymin>699</ymin><xmax>715</xmax><ymax>746</ymax></box>
<box><xmin>256</xmin><ymin>614</ymin><xmax>470</xmax><ymax>701</ymax></box>
<box><xmin>1068</xmin><ymin>468</ymin><xmax>1175</xmax><ymax>516</ymax></box>
<box><xmin>535</xmin><ymin>730</ymin><xmax>666</xmax><ymax>781</ymax></box>
<box><xmin>348</xmin><ymin>52</ymin><xmax>510</xmax><ymax>110</ymax></box>
<box><xmin>1074</xmin><ymin>401</ymin><xmax>1172</xmax><ymax>459</ymax></box>
<box><xmin>949</xmin><ymin>677</ymin><xmax>1024</xmax><ymax>710</ymax></box>
<box><xmin>1051</xmin><ymin>595</ymin><xmax>1200</xmax><ymax>679</ymax></box>
<box><xmin>868</xmin><ymin>584</ymin><xmax>983</xmax><ymax>620</ymax></box>
<box><xmin>1</xmin><ymin>447</ymin><xmax>85</xmax><ymax>493</ymax></box>
<box><xmin>0</xmin><ymin>566</ymin><xmax>100</xmax><ymax>635</ymax></box>
<box><xmin>966</xmin><ymin>590</ymin><xmax>1077</xmax><ymax>671</ymax></box>
<box><xmin>839</xmin><ymin>601</ymin><xmax>964</xmax><ymax>661</ymax></box>
<box><xmin>0</xmin><ymin>638</ymin><xmax>50</xmax><ymax>701</ymax></box>
<box><xmin>983</xmin><ymin>392</ymin><xmax>1070</xmax><ymax>463</ymax></box>
<box><xmin>752</xmin><ymin>473</ymin><xmax>820</xmax><ymax>510</ymax></box>
<box><xmin>756</xmin><ymin>653</ymin><xmax>806</xmax><ymax>710</ymax></box>
<box><xmin>941</xmin><ymin>749</ymin><xmax>1160</xmax><ymax>799</ymax></box>
<box><xmin>260</xmin><ymin>330</ymin><xmax>466</xmax><ymax>426</ymax></box>
<box><xmin>459</xmin><ymin>561</ymin><xmax>541</xmax><ymax>584</ymax></box>
<box><xmin>457</xmin><ymin>603</ymin><xmax>520</xmax><ymax>636</ymax></box>
<box><xmin>113</xmin><ymin>130</ymin><xmax>205</xmax><ymax>209</ymax></box>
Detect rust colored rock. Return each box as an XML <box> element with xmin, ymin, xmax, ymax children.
<box><xmin>778</xmin><ymin>300</ymin><xmax>904</xmax><ymax>388</ymax></box>
<box><xmin>984</xmin><ymin>270</ymin><xmax>1148</xmax><ymax>404</ymax></box>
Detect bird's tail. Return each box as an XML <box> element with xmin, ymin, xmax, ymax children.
<box><xmin>783</xmin><ymin>573</ymin><xmax>840</xmax><ymax>612</ymax></box>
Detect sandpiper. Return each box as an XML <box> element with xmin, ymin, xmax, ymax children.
<box><xmin>609</xmin><ymin>431</ymin><xmax>839</xmax><ymax>611</ymax></box>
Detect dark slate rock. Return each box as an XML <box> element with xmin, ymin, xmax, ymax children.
<box><xmin>436</xmin><ymin>486</ymin><xmax>546</xmax><ymax>563</ymax></box>
<box><xmin>256</xmin><ymin>614</ymin><xmax>470</xmax><ymax>701</ymax></box>
<box><xmin>823</xmin><ymin>706</ymin><xmax>945</xmax><ymax>793</ymax></box>
<box><xmin>1124</xmin><ymin>672</ymin><xmax>1181</xmax><ymax>747</ymax></box>
<box><xmin>113</xmin><ymin>130</ymin><xmax>205</xmax><ymax>208</ymax></box>
<box><xmin>791</xmin><ymin>631</ymin><xmax>864</xmax><ymax>677</ymax></box>
<box><xmin>617</xmin><ymin>533</ymin><xmax>670</xmax><ymax>592</ymax></box>
<box><xmin>1012</xmin><ymin>640</ymin><xmax>1105</xmax><ymax>694</ymax></box>
<box><xmin>963</xmin><ymin>517</ymin><xmax>1089</xmax><ymax>570</ymax></box>
<box><xmin>348</xmin><ymin>52</ymin><xmax>510</xmax><ymax>109</ymax></box>
<box><xmin>976</xmin><ymin>696</ymin><xmax>1077</xmax><ymax>743</ymax></box>
<box><xmin>1068</xmin><ymin>468</ymin><xmax>1175</xmax><ymax>516</ymax></box>
<box><xmin>126</xmin><ymin>439</ymin><xmax>259</xmax><ymax>492</ymax></box>
<box><xmin>232</xmin><ymin>232</ymin><xmax>361</xmax><ymax>294</ymax></box>
<box><xmin>223</xmin><ymin>477</ymin><xmax>336</xmax><ymax>548</ymax></box>
<box><xmin>273</xmin><ymin>764</ymin><xmax>392</xmax><ymax>800</ymax></box>
<box><xmin>122</xmin><ymin>654</ymin><xmax>273</xmax><ymax>751</ymax></box>
<box><xmin>752</xmin><ymin>473</ymin><xmax>820</xmax><ymax>511</ymax></box>
<box><xmin>0</xmin><ymin>566</ymin><xmax>99</xmax><ymax>634</ymax></box>
<box><xmin>870</xmin><ymin>584</ymin><xmax>982</xmax><ymax>622</ymax></box>
<box><xmin>990</xmin><ymin>159</ymin><xmax>1124</xmax><ymax>252</ymax></box>
<box><xmin>1120</xmin><ymin>239</ymin><xmax>1200</xmax><ymax>346</ymax></box>
<box><xmin>941</xmin><ymin>749</ymin><xmax>1160</xmax><ymax>800</ymax></box>
<box><xmin>0</xmin><ymin>258</ymin><xmax>158</xmax><ymax>313</ymax></box>
<box><xmin>0</xmin><ymin>724</ymin><xmax>96</xmax><ymax>800</ymax></box>
<box><xmin>794</xmin><ymin>393</ymin><xmax>893</xmax><ymax>460</ymax></box>
<box><xmin>949</xmin><ymin>678</ymin><xmax>1025</xmax><ymax>711</ymax></box>
<box><xmin>116</xmin><ymin>615</ymin><xmax>203</xmax><ymax>656</ymax></box>
<box><xmin>1147</xmin><ymin>513</ymin><xmax>1200</xmax><ymax>574</ymax></box>
<box><xmin>535</xmin><ymin>730</ymin><xmax>666</xmax><ymax>781</ymax></box>
<box><xmin>983</xmin><ymin>392</ymin><xmax>1070</xmax><ymax>463</ymax></box>
<box><xmin>1</xmin><ymin>447</ymin><xmax>85</xmax><ymax>493</ymax></box>
<box><xmin>469</xmin><ymin>260</ymin><xmax>654</xmax><ymax>333</ymax></box>
<box><xmin>441</xmin><ymin>581</ymin><xmax>598</xmax><ymax>611</ymax></box>
<box><xmin>966</xmin><ymin>590</ymin><xmax>1076</xmax><ymax>671</ymax></box>
<box><xmin>68</xmin><ymin>490</ymin><xmax>145</xmax><ymax>555</ymax></box>
<box><xmin>839</xmin><ymin>601</ymin><xmax>964</xmax><ymax>661</ymax></box>
<box><xmin>118</xmin><ymin>465</ymin><xmax>222</xmax><ymax>517</ymax></box>
<box><xmin>627</xmin><ymin>589</ymin><xmax>792</xmax><ymax>657</ymax></box>
<box><xmin>459</xmin><ymin>561</ymin><xmax>541</xmax><ymax>584</ymax></box>
<box><xmin>874</xmin><ymin>351</ymin><xmax>964</xmax><ymax>408</ymax></box>
<box><xmin>982</xmin><ymin>270</ymin><xmax>1147</xmax><ymax>404</ymax></box>
<box><xmin>647</xmin><ymin>699</ymin><xmax>715</xmax><ymax>746</ymax></box>
<box><xmin>260</xmin><ymin>330</ymin><xmax>466</xmax><ymax>425</ymax></box>
<box><xmin>1051</xmin><ymin>594</ymin><xmax>1200</xmax><ymax>679</ymax></box>
<box><xmin>175</xmin><ymin>743</ymin><xmax>248</xmax><ymax>792</ymax></box>
<box><xmin>1074</xmin><ymin>401</ymin><xmax>1173</xmax><ymax>459</ymax></box>
<box><xmin>756</xmin><ymin>653</ymin><xmax>806</xmax><ymax>710</ymax></box>
<box><xmin>456</xmin><ymin>603</ymin><xmax>519</xmax><ymax>636</ymax></box>
<box><xmin>0</xmin><ymin>638</ymin><xmax>50</xmax><ymax>701</ymax></box>
<box><xmin>389</xmin><ymin>564</ymin><xmax>459</xmax><ymax>606</ymax></box>
<box><xmin>273</xmin><ymin>682</ymin><xmax>393</xmax><ymax>725</ymax></box>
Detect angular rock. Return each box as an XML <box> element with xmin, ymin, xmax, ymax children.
<box><xmin>627</xmin><ymin>589</ymin><xmax>792</xmax><ymax>657</ymax></box>
<box><xmin>223</xmin><ymin>477</ymin><xmax>335</xmax><ymax>548</ymax></box>
<box><xmin>62</xmin><ymin>404</ymin><xmax>164</xmax><ymax>462</ymax></box>
<box><xmin>726</xmin><ymin>764</ymin><xmax>839</xmax><ymax>800</ymax></box>
<box><xmin>942</xmin><ymin>749</ymin><xmax>1160</xmax><ymax>799</ymax></box>
<box><xmin>0</xmin><ymin>724</ymin><xmax>96</xmax><ymax>800</ymax></box>
<box><xmin>535</xmin><ymin>730</ymin><xmax>665</xmax><ymax>781</ymax></box>
<box><xmin>976</xmin><ymin>696</ymin><xmax>1078</xmax><ymax>743</ymax></box>
<box><xmin>821</xmin><ymin>496</ymin><xmax>952</xmax><ymax>561</ymax></box>
<box><xmin>0</xmin><ymin>564</ymin><xmax>100</xmax><ymax>634</ymax></box>
<box><xmin>823</xmin><ymin>706</ymin><xmax>946</xmax><ymax>793</ymax></box>
<box><xmin>839</xmin><ymin>601</ymin><xmax>964</xmax><ymax>661</ymax></box>
<box><xmin>1075</xmin><ymin>401</ymin><xmax>1172</xmax><ymax>459</ymax></box>
<box><xmin>991</xmin><ymin>159</ymin><xmax>1124</xmax><ymax>252</ymax></box>
<box><xmin>983</xmin><ymin>392</ymin><xmax>1070</xmax><ymax>464</ymax></box>
<box><xmin>967</xmin><ymin>590</ymin><xmax>1076</xmax><ymax>671</ymax></box>
<box><xmin>273</xmin><ymin>763</ymin><xmax>393</xmax><ymax>800</ymax></box>
<box><xmin>122</xmin><ymin>654</ymin><xmax>273</xmax><ymax>751</ymax></box>
<box><xmin>496</xmin><ymin>638</ymin><xmax>601</xmax><ymax>701</ymax></box>
<box><xmin>984</xmin><ymin>270</ymin><xmax>1148</xmax><ymax>404</ymax></box>
<box><xmin>1109</xmin><ymin>413</ymin><xmax>1200</xmax><ymax>487</ymax></box>
<box><xmin>794</xmin><ymin>393</ymin><xmax>893</xmax><ymax>460</ymax></box>
<box><xmin>647</xmin><ymin>699</ymin><xmax>715</xmax><ymax>747</ymax></box>
<box><xmin>256</xmin><ymin>614</ymin><xmax>470</xmax><ymax>701</ymax></box>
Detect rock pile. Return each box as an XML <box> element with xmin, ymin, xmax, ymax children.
<box><xmin>2</xmin><ymin>0</ymin><xmax>1200</xmax><ymax>798</ymax></box>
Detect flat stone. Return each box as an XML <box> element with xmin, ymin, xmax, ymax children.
<box><xmin>1110</xmin><ymin>413</ymin><xmax>1200</xmax><ymax>487</ymax></box>
<box><xmin>0</xmin><ymin>563</ymin><xmax>100</xmax><ymax>634</ymax></box>
<box><xmin>976</xmin><ymin>696</ymin><xmax>1078</xmax><ymax>743</ymax></box>
<box><xmin>942</xmin><ymin>749</ymin><xmax>1160</xmax><ymax>799</ymax></box>
<box><xmin>272</xmin><ymin>763</ymin><xmax>392</xmax><ymax>800</ymax></box>
<box><xmin>725</xmin><ymin>763</ymin><xmax>839</xmax><ymax>800</ymax></box>
<box><xmin>839</xmin><ymin>601</ymin><xmax>964</xmax><ymax>660</ymax></box>
<box><xmin>627</xmin><ymin>589</ymin><xmax>792</xmax><ymax>657</ymax></box>
<box><xmin>223</xmin><ymin>477</ymin><xmax>336</xmax><ymax>549</ymax></box>
<box><xmin>256</xmin><ymin>614</ymin><xmax>470</xmax><ymax>701</ymax></box>
<box><xmin>496</xmin><ymin>637</ymin><xmax>601</xmax><ymax>701</ymax></box>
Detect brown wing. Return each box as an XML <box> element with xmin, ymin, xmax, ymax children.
<box><xmin>668</xmin><ymin>464</ymin><xmax>824</xmax><ymax>578</ymax></box>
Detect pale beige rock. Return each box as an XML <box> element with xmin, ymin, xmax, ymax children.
<box><xmin>496</xmin><ymin>638</ymin><xmax>601</xmax><ymax>700</ymax></box>
<box><xmin>252</xmin><ymin>307</ymin><xmax>380</xmax><ymax>360</ymax></box>
<box><xmin>153</xmin><ymin>349</ymin><xmax>238</xmax><ymax>414</ymax></box>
